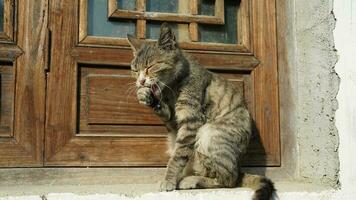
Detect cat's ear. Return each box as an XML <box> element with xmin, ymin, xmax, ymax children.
<box><xmin>127</xmin><ymin>34</ymin><xmax>143</xmax><ymax>56</ymax></box>
<box><xmin>158</xmin><ymin>22</ymin><xmax>177</xmax><ymax>51</ymax></box>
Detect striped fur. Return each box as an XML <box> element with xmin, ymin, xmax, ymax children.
<box><xmin>127</xmin><ymin>23</ymin><xmax>275</xmax><ymax>200</ymax></box>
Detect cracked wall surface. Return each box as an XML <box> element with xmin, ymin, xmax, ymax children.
<box><xmin>293</xmin><ymin>0</ymin><xmax>340</xmax><ymax>187</ymax></box>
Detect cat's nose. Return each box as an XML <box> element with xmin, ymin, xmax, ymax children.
<box><xmin>139</xmin><ymin>78</ymin><xmax>146</xmax><ymax>86</ymax></box>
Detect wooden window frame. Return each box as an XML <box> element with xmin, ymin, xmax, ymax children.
<box><xmin>0</xmin><ymin>0</ymin><xmax>15</xmax><ymax>42</ymax></box>
<box><xmin>108</xmin><ymin>0</ymin><xmax>224</xmax><ymax>41</ymax></box>
<box><xmin>45</xmin><ymin>0</ymin><xmax>280</xmax><ymax>167</ymax></box>
<box><xmin>0</xmin><ymin>0</ymin><xmax>298</xmax><ymax>173</ymax></box>
<box><xmin>78</xmin><ymin>0</ymin><xmax>251</xmax><ymax>53</ymax></box>
<box><xmin>108</xmin><ymin>0</ymin><xmax>225</xmax><ymax>24</ymax></box>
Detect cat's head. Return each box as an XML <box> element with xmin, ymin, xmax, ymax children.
<box><xmin>127</xmin><ymin>23</ymin><xmax>186</xmax><ymax>92</ymax></box>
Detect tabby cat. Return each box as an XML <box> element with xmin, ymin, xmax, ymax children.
<box><xmin>127</xmin><ymin>23</ymin><xmax>275</xmax><ymax>200</ymax></box>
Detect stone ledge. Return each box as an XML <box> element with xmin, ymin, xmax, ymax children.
<box><xmin>0</xmin><ymin>168</ymin><xmax>338</xmax><ymax>199</ymax></box>
<box><xmin>0</xmin><ymin>190</ymin><xmax>345</xmax><ymax>200</ymax></box>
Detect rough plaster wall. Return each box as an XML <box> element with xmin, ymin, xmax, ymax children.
<box><xmin>294</xmin><ymin>0</ymin><xmax>340</xmax><ymax>186</ymax></box>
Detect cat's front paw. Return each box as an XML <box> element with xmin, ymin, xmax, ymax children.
<box><xmin>178</xmin><ymin>176</ymin><xmax>200</xmax><ymax>190</ymax></box>
<box><xmin>137</xmin><ymin>87</ymin><xmax>153</xmax><ymax>106</ymax></box>
<box><xmin>160</xmin><ymin>180</ymin><xmax>176</xmax><ymax>192</ymax></box>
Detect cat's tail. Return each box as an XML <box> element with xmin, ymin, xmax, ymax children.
<box><xmin>238</xmin><ymin>173</ymin><xmax>276</xmax><ymax>200</ymax></box>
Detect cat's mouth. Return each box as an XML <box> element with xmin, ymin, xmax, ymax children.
<box><xmin>151</xmin><ymin>83</ymin><xmax>161</xmax><ymax>100</ymax></box>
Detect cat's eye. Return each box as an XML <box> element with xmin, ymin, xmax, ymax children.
<box><xmin>145</xmin><ymin>64</ymin><xmax>156</xmax><ymax>74</ymax></box>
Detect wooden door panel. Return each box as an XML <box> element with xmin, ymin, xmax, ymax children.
<box><xmin>80</xmin><ymin>66</ymin><xmax>163</xmax><ymax>125</ymax></box>
<box><xmin>46</xmin><ymin>0</ymin><xmax>280</xmax><ymax>167</ymax></box>
<box><xmin>0</xmin><ymin>0</ymin><xmax>46</xmax><ymax>167</ymax></box>
<box><xmin>0</xmin><ymin>63</ymin><xmax>14</xmax><ymax>137</ymax></box>
<box><xmin>77</xmin><ymin>65</ymin><xmax>253</xmax><ymax>137</ymax></box>
<box><xmin>45</xmin><ymin>137</ymin><xmax>168</xmax><ymax>166</ymax></box>
<box><xmin>78</xmin><ymin>65</ymin><xmax>167</xmax><ymax>137</ymax></box>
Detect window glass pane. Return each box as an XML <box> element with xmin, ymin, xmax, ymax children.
<box><xmin>146</xmin><ymin>22</ymin><xmax>189</xmax><ymax>42</ymax></box>
<box><xmin>87</xmin><ymin>0</ymin><xmax>135</xmax><ymax>38</ymax></box>
<box><xmin>147</xmin><ymin>22</ymin><xmax>177</xmax><ymax>40</ymax></box>
<box><xmin>0</xmin><ymin>0</ymin><xmax>4</xmax><ymax>32</ymax></box>
<box><xmin>199</xmin><ymin>0</ymin><xmax>239</xmax><ymax>44</ymax></box>
<box><xmin>146</xmin><ymin>0</ymin><xmax>189</xmax><ymax>14</ymax></box>
<box><xmin>117</xmin><ymin>0</ymin><xmax>136</xmax><ymax>10</ymax></box>
<box><xmin>198</xmin><ymin>0</ymin><xmax>215</xmax><ymax>16</ymax></box>
<box><xmin>86</xmin><ymin>0</ymin><xmax>239</xmax><ymax>44</ymax></box>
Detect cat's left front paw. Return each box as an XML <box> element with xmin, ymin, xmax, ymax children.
<box><xmin>160</xmin><ymin>180</ymin><xmax>176</xmax><ymax>192</ymax></box>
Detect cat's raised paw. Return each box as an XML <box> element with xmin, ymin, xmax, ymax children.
<box><xmin>137</xmin><ymin>87</ymin><xmax>153</xmax><ymax>106</ymax></box>
<box><xmin>160</xmin><ymin>180</ymin><xmax>176</xmax><ymax>192</ymax></box>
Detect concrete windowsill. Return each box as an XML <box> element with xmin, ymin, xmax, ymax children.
<box><xmin>0</xmin><ymin>168</ymin><xmax>338</xmax><ymax>199</ymax></box>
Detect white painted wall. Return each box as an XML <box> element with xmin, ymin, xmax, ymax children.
<box><xmin>334</xmin><ymin>0</ymin><xmax>356</xmax><ymax>195</ymax></box>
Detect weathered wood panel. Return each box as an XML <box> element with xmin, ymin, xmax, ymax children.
<box><xmin>80</xmin><ymin>67</ymin><xmax>162</xmax><ymax>125</ymax></box>
<box><xmin>250</xmin><ymin>0</ymin><xmax>280</xmax><ymax>166</ymax></box>
<box><xmin>76</xmin><ymin>66</ymin><xmax>253</xmax><ymax>138</ymax></box>
<box><xmin>71</xmin><ymin>47</ymin><xmax>258</xmax><ymax>70</ymax></box>
<box><xmin>45</xmin><ymin>0</ymin><xmax>169</xmax><ymax>166</ymax></box>
<box><xmin>0</xmin><ymin>0</ymin><xmax>47</xmax><ymax>167</ymax></box>
<box><xmin>0</xmin><ymin>64</ymin><xmax>14</xmax><ymax>137</ymax></box>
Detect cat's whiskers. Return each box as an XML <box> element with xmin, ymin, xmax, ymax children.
<box><xmin>125</xmin><ymin>85</ymin><xmax>137</xmax><ymax>95</ymax></box>
<box><xmin>157</xmin><ymin>80</ymin><xmax>177</xmax><ymax>96</ymax></box>
<box><xmin>127</xmin><ymin>81</ymin><xmax>136</xmax><ymax>85</ymax></box>
<box><xmin>125</xmin><ymin>84</ymin><xmax>138</xmax><ymax>104</ymax></box>
<box><xmin>155</xmin><ymin>83</ymin><xmax>163</xmax><ymax>104</ymax></box>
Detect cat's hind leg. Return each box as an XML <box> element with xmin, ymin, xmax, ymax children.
<box><xmin>178</xmin><ymin>176</ymin><xmax>222</xmax><ymax>189</ymax></box>
<box><xmin>195</xmin><ymin>123</ymin><xmax>242</xmax><ymax>188</ymax></box>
